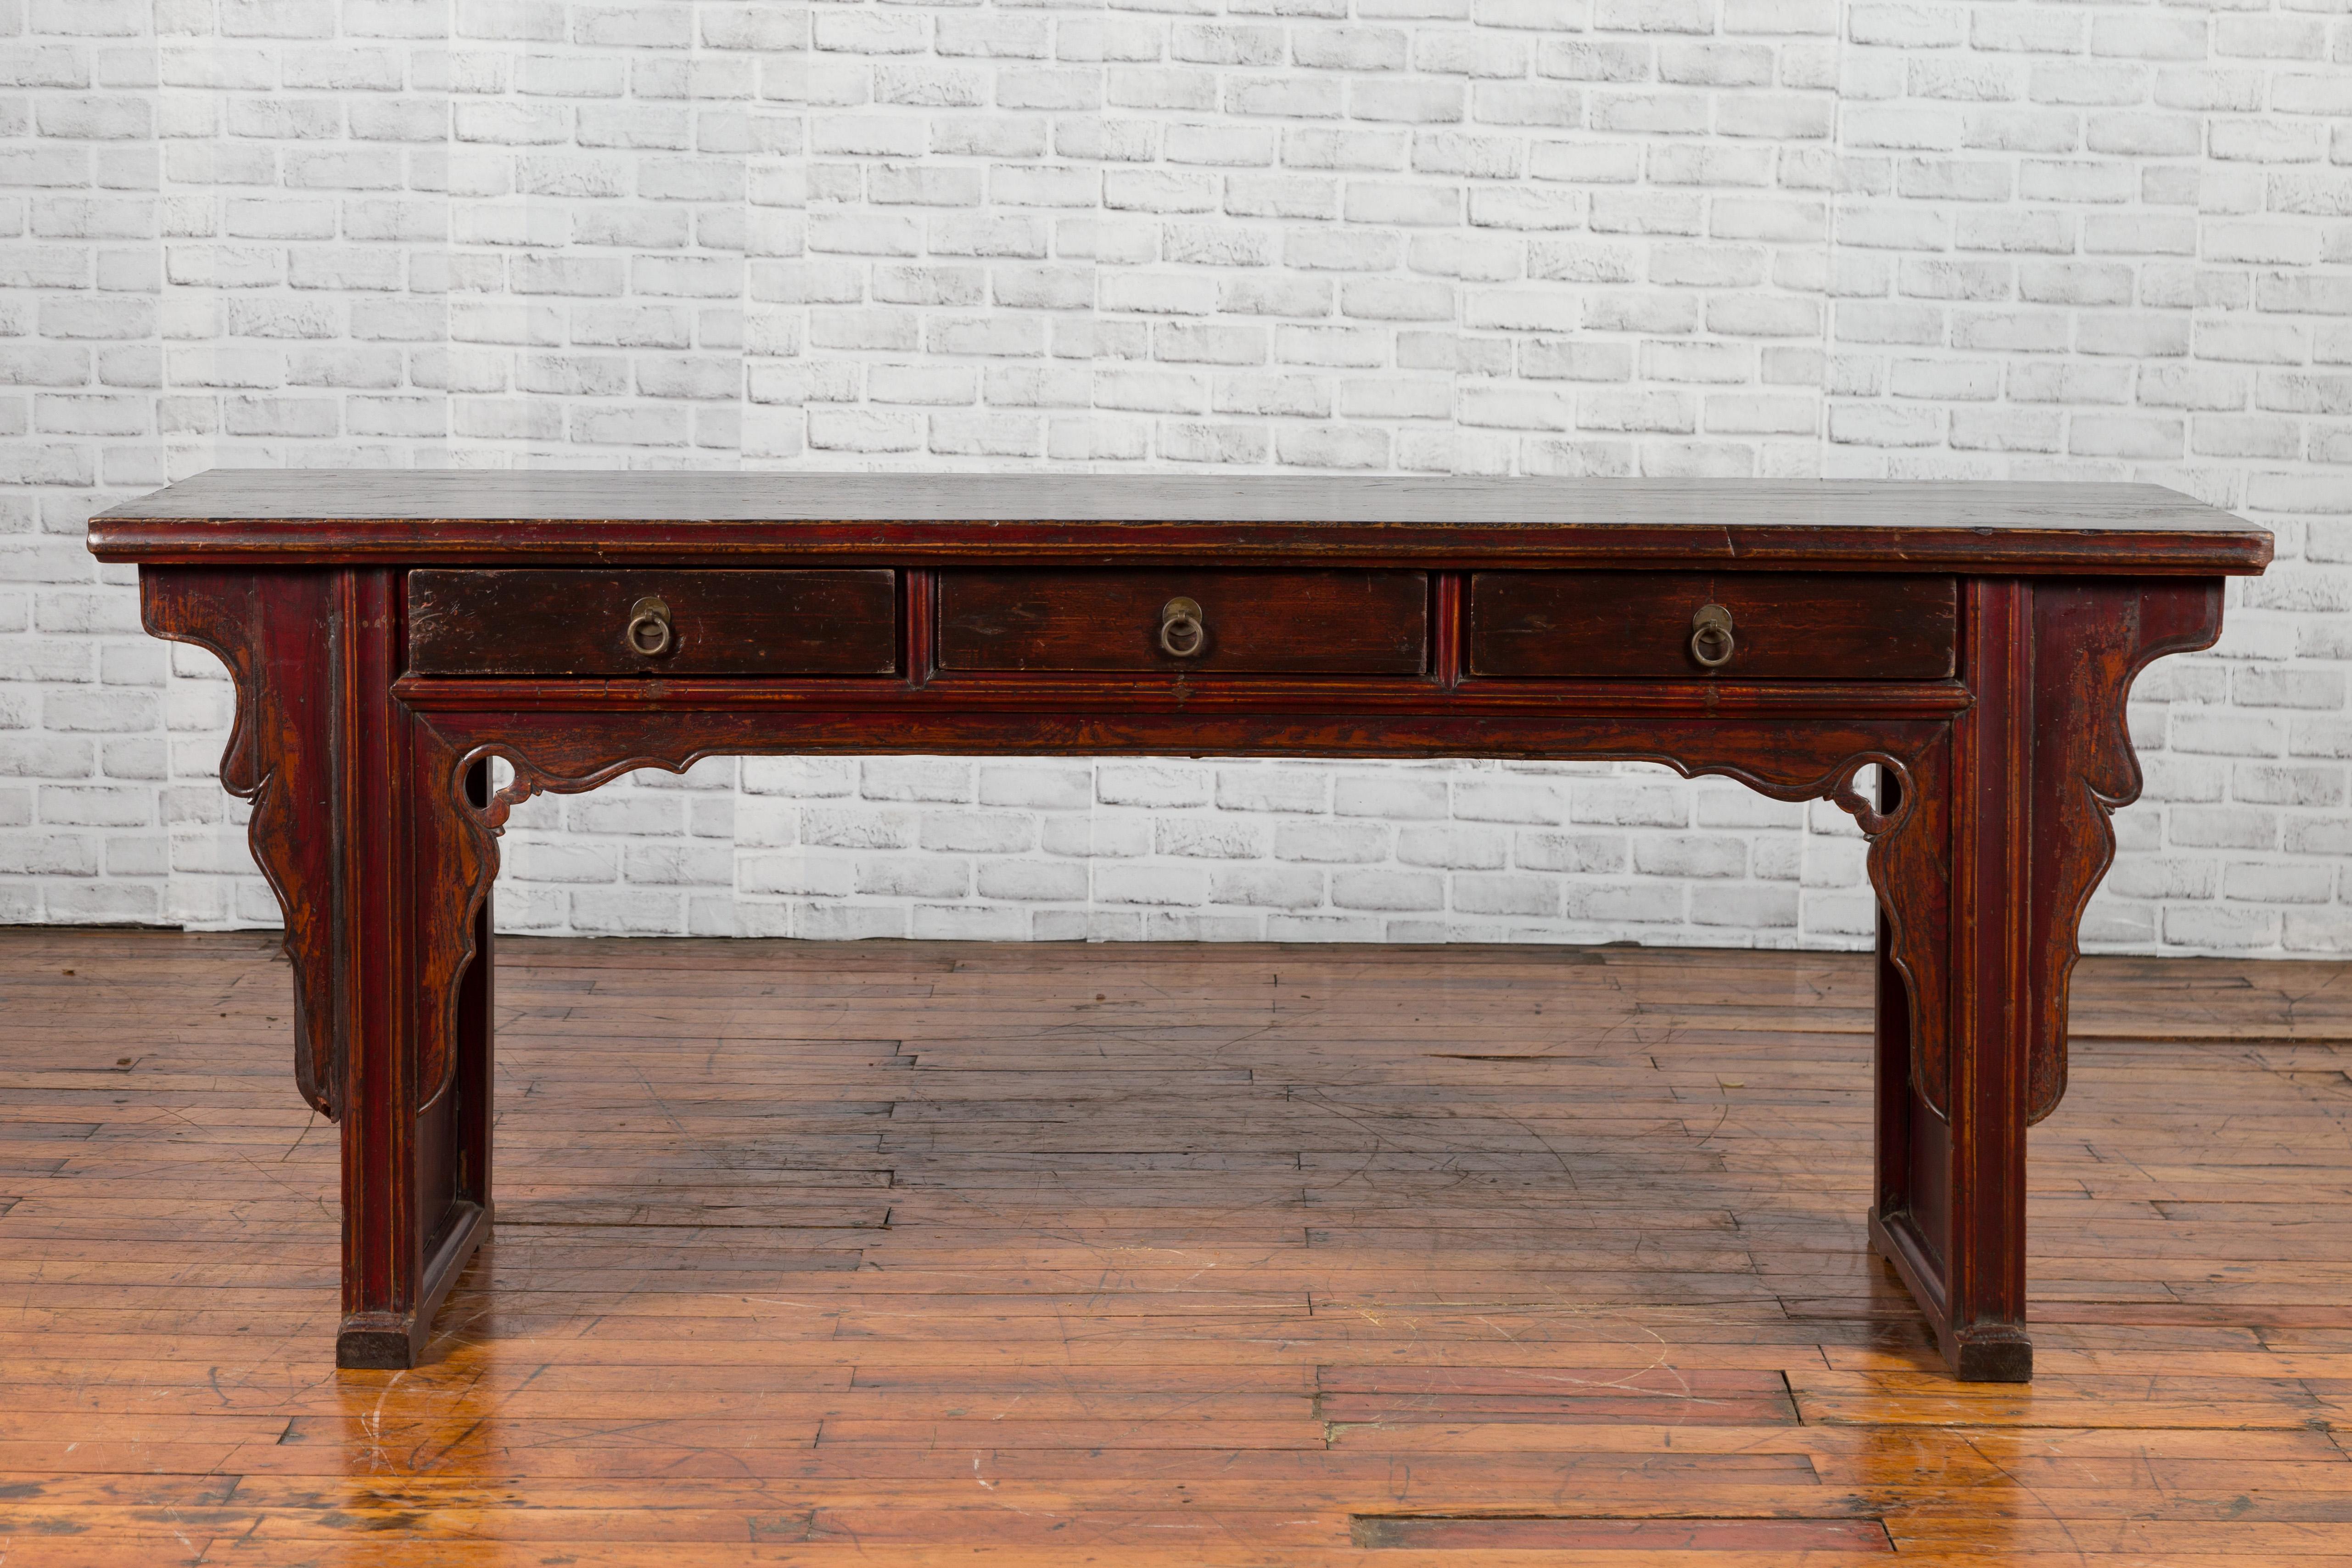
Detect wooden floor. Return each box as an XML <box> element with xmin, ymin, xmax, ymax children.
<box><xmin>4</xmin><ymin>932</ymin><xmax>2352</xmax><ymax>1565</ymax></box>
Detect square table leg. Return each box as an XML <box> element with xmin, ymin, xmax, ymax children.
<box><xmin>1870</xmin><ymin>576</ymin><xmax>2228</xmax><ymax>1381</ymax></box>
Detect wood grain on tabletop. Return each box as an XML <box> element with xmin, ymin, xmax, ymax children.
<box><xmin>2</xmin><ymin>927</ymin><xmax>2349</xmax><ymax>1564</ymax></box>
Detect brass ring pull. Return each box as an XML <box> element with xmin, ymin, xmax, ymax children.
<box><xmin>626</xmin><ymin>595</ymin><xmax>673</xmax><ymax>659</ymax></box>
<box><xmin>1159</xmin><ymin>596</ymin><xmax>1206</xmax><ymax>659</ymax></box>
<box><xmin>1690</xmin><ymin>603</ymin><xmax>1735</xmax><ymax>670</ymax></box>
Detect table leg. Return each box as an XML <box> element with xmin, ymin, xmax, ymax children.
<box><xmin>1868</xmin><ymin>579</ymin><xmax>2034</xmax><ymax>1380</ymax></box>
<box><xmin>1870</xmin><ymin>576</ymin><xmax>2228</xmax><ymax>1381</ymax></box>
<box><xmin>144</xmin><ymin>565</ymin><xmax>495</xmax><ymax>1370</ymax></box>
<box><xmin>1865</xmin><ymin>612</ymin><xmax>2029</xmax><ymax>1380</ymax></box>
<box><xmin>330</xmin><ymin>578</ymin><xmax>493</xmax><ymax>1368</ymax></box>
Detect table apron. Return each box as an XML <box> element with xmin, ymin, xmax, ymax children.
<box><xmin>388</xmin><ymin>675</ymin><xmax>1977</xmax><ymax>724</ymax></box>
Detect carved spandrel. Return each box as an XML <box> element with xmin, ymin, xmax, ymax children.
<box><xmin>2027</xmin><ymin>579</ymin><xmax>2227</xmax><ymax>1124</ymax></box>
<box><xmin>412</xmin><ymin>734</ymin><xmax>733</xmax><ymax>1112</ymax></box>
<box><xmin>141</xmin><ymin>569</ymin><xmax>342</xmax><ymax>1120</ymax></box>
<box><xmin>1827</xmin><ymin>742</ymin><xmax>1954</xmax><ymax>1121</ymax></box>
<box><xmin>412</xmin><ymin>723</ymin><xmax>498</xmax><ymax>1114</ymax></box>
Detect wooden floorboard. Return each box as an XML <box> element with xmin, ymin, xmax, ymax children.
<box><xmin>2</xmin><ymin>929</ymin><xmax>2350</xmax><ymax>1564</ymax></box>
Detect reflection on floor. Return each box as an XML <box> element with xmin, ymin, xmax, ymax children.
<box><xmin>4</xmin><ymin>928</ymin><xmax>2351</xmax><ymax>1563</ymax></box>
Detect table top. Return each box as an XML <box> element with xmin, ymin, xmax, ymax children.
<box><xmin>91</xmin><ymin>470</ymin><xmax>2272</xmax><ymax>574</ymax></box>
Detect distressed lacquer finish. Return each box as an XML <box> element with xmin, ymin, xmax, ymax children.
<box><xmin>90</xmin><ymin>472</ymin><xmax>2270</xmax><ymax>1379</ymax></box>
<box><xmin>140</xmin><ymin>570</ymin><xmax>342</xmax><ymax>1119</ymax></box>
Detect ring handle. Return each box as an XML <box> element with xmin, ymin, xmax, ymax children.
<box><xmin>1159</xmin><ymin>596</ymin><xmax>1206</xmax><ymax>659</ymax></box>
<box><xmin>1690</xmin><ymin>603</ymin><xmax>1735</xmax><ymax>671</ymax></box>
<box><xmin>626</xmin><ymin>595</ymin><xmax>673</xmax><ymax>659</ymax></box>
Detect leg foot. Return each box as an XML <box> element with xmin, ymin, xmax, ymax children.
<box><xmin>336</xmin><ymin>1199</ymin><xmax>489</xmax><ymax>1369</ymax></box>
<box><xmin>1952</xmin><ymin>1324</ymin><xmax>2033</xmax><ymax>1383</ymax></box>
<box><xmin>336</xmin><ymin>1315</ymin><xmax>422</xmax><ymax>1370</ymax></box>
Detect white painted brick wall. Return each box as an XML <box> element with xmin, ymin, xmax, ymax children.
<box><xmin>1</xmin><ymin>0</ymin><xmax>2346</xmax><ymax>955</ymax></box>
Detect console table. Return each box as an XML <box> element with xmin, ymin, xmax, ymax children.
<box><xmin>89</xmin><ymin>472</ymin><xmax>2272</xmax><ymax>1380</ymax></box>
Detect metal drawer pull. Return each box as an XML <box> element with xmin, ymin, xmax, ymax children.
<box><xmin>1690</xmin><ymin>603</ymin><xmax>1735</xmax><ymax>670</ymax></box>
<box><xmin>626</xmin><ymin>595</ymin><xmax>673</xmax><ymax>658</ymax></box>
<box><xmin>1159</xmin><ymin>596</ymin><xmax>1206</xmax><ymax>659</ymax></box>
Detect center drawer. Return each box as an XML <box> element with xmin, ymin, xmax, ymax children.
<box><xmin>408</xmin><ymin>569</ymin><xmax>899</xmax><ymax>677</ymax></box>
<box><xmin>938</xmin><ymin>570</ymin><xmax>1429</xmax><ymax>674</ymax></box>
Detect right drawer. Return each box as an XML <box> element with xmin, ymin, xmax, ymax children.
<box><xmin>1468</xmin><ymin>572</ymin><xmax>1958</xmax><ymax>680</ymax></box>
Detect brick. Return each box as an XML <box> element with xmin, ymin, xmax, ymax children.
<box><xmin>2168</xmin><ymin>806</ymin><xmax>2279</xmax><ymax>850</ymax></box>
<box><xmin>1154</xmin><ymin>420</ymin><xmax>1263</xmax><ymax>463</ymax></box>
<box><xmin>1450</xmin><ymin>874</ymin><xmax>1558</xmax><ymax>917</ymax></box>
<box><xmin>1388</xmin><ymin>820</ymin><xmax>1512</xmax><ymax>869</ymax></box>
<box><xmin>1285</xmin><ymin>229</ymin><xmax>1403</xmax><ymax>271</ymax></box>
<box><xmin>1214</xmin><ymin>768</ymin><xmax>1329</xmax><ymax>813</ymax></box>
<box><xmin>1198</xmin><ymin>866</ymin><xmax>1317</xmax><ymax>910</ymax></box>
<box><xmin>2233</xmin><ymin>765</ymin><xmax>2345</xmax><ymax>807</ymax></box>
<box><xmin>2284</xmin><ymin>912</ymin><xmax>2352</xmax><ymax>953</ymax></box>
<box><xmin>2162</xmin><ymin>906</ymin><xmax>2280</xmax><ymax>950</ymax></box>
<box><xmin>1266</xmin><ymin>913</ymin><xmax>1381</xmax><ymax>941</ymax></box>
<box><xmin>919</xmin><ymin>813</ymin><xmax>1035</xmax><ymax>856</ymax></box>
<box><xmin>1095</xmin><ymin>864</ymin><xmax>1208</xmax><ymax>906</ymax></box>
<box><xmin>1331</xmin><ymin>869</ymin><xmax>1444</xmax><ymax>911</ymax></box>
<box><xmin>1350</xmin><ymin>78</ymin><xmax>1467</xmax><ymax>124</ymax></box>
<box><xmin>1563</xmin><ymin>880</ymin><xmax>1684</xmax><ymax>923</ymax></box>
<box><xmin>1274</xmin><ymin>424</ymin><xmax>1389</xmax><ymax>469</ymax></box>
<box><xmin>1265</xmin><ymin>816</ymin><xmax>1387</xmax><ymax>863</ymax></box>
<box><xmin>1149</xmin><ymin>818</ymin><xmax>1266</xmax><ymax>859</ymax></box>
<box><xmin>853</xmin><ymin>856</ymin><xmax>969</xmax><ymax>900</ymax></box>
<box><xmin>1211</xmin><ymin>375</ymin><xmax>1329</xmax><ymax>419</ymax></box>
<box><xmin>1156</xmin><ymin>322</ymin><xmax>1266</xmax><ymax>364</ymax></box>
<box><xmin>1083</xmin><ymin>763</ymin><xmax>1203</xmax><ymax>810</ymax></box>
<box><xmin>1456</xmin><ymin>386</ymin><xmax>1571</xmax><ymax>431</ymax></box>
<box><xmin>1296</xmin><ymin>27</ymin><xmax>1407</xmax><ymax>71</ymax></box>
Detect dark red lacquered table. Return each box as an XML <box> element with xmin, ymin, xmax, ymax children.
<box><xmin>90</xmin><ymin>472</ymin><xmax>2272</xmax><ymax>1378</ymax></box>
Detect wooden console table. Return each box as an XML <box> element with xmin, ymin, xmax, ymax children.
<box><xmin>90</xmin><ymin>473</ymin><xmax>2271</xmax><ymax>1379</ymax></box>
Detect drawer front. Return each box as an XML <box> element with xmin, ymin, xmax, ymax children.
<box><xmin>408</xmin><ymin>569</ymin><xmax>898</xmax><ymax>677</ymax></box>
<box><xmin>939</xmin><ymin>570</ymin><xmax>1429</xmax><ymax>674</ymax></box>
<box><xmin>1469</xmin><ymin>572</ymin><xmax>1956</xmax><ymax>681</ymax></box>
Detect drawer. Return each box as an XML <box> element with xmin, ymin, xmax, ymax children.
<box><xmin>1469</xmin><ymin>572</ymin><xmax>1956</xmax><ymax>681</ymax></box>
<box><xmin>407</xmin><ymin>569</ymin><xmax>898</xmax><ymax>677</ymax></box>
<box><xmin>938</xmin><ymin>570</ymin><xmax>1429</xmax><ymax>674</ymax></box>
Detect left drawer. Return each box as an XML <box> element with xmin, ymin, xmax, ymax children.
<box><xmin>407</xmin><ymin>569</ymin><xmax>899</xmax><ymax>677</ymax></box>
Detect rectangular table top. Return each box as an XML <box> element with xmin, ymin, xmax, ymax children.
<box><xmin>91</xmin><ymin>471</ymin><xmax>2272</xmax><ymax>574</ymax></box>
